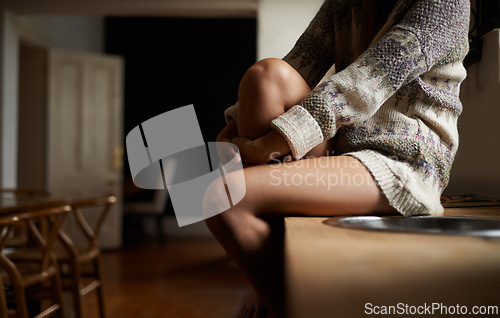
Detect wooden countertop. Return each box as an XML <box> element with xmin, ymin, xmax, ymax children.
<box><xmin>285</xmin><ymin>207</ymin><xmax>500</xmax><ymax>318</ymax></box>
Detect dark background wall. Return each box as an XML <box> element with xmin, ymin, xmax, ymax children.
<box><xmin>476</xmin><ymin>0</ymin><xmax>500</xmax><ymax>37</ymax></box>
<box><xmin>105</xmin><ymin>17</ymin><xmax>256</xmax><ymax>210</ymax></box>
<box><xmin>105</xmin><ymin>17</ymin><xmax>256</xmax><ymax>185</ymax></box>
<box><xmin>105</xmin><ymin>17</ymin><xmax>256</xmax><ymax>142</ymax></box>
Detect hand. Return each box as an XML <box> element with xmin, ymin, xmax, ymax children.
<box><xmin>217</xmin><ymin>120</ymin><xmax>238</xmax><ymax>143</ymax></box>
<box><xmin>232</xmin><ymin>129</ymin><xmax>291</xmax><ymax>165</ymax></box>
<box><xmin>216</xmin><ymin>120</ymin><xmax>241</xmax><ymax>166</ymax></box>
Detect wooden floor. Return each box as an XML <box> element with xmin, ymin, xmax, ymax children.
<box><xmin>80</xmin><ymin>237</ymin><xmax>249</xmax><ymax>318</ymax></box>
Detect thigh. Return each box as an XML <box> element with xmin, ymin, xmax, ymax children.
<box><xmin>236</xmin><ymin>155</ymin><xmax>395</xmax><ymax>217</ymax></box>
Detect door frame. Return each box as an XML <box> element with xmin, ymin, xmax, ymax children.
<box><xmin>17</xmin><ymin>39</ymin><xmax>48</xmax><ymax>190</ymax></box>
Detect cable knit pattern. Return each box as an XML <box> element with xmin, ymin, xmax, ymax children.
<box><xmin>224</xmin><ymin>0</ymin><xmax>470</xmax><ymax>216</ymax></box>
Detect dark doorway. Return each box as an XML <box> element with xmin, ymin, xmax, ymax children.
<box><xmin>105</xmin><ymin>17</ymin><xmax>256</xmax><ymax>142</ymax></box>
<box><xmin>105</xmin><ymin>17</ymin><xmax>256</xmax><ymax>239</ymax></box>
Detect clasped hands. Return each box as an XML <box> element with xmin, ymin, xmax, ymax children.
<box><xmin>217</xmin><ymin>120</ymin><xmax>291</xmax><ymax>165</ymax></box>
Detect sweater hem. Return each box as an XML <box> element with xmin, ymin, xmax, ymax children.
<box><xmin>346</xmin><ymin>150</ymin><xmax>431</xmax><ymax>217</ymax></box>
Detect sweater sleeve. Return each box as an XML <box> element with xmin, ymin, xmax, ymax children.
<box><xmin>223</xmin><ymin>0</ymin><xmax>336</xmax><ymax>125</ymax></box>
<box><xmin>224</xmin><ymin>102</ymin><xmax>239</xmax><ymax>123</ymax></box>
<box><xmin>271</xmin><ymin>0</ymin><xmax>470</xmax><ymax>159</ymax></box>
<box><xmin>282</xmin><ymin>0</ymin><xmax>336</xmax><ymax>89</ymax></box>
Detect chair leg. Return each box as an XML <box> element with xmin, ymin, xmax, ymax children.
<box><xmin>11</xmin><ymin>278</ymin><xmax>29</xmax><ymax>318</ymax></box>
<box><xmin>52</xmin><ymin>261</ymin><xmax>65</xmax><ymax>318</ymax></box>
<box><xmin>0</xmin><ymin>277</ymin><xmax>8</xmax><ymax>317</ymax></box>
<box><xmin>2</xmin><ymin>261</ymin><xmax>61</xmax><ymax>318</ymax></box>
<box><xmin>94</xmin><ymin>256</ymin><xmax>106</xmax><ymax>318</ymax></box>
<box><xmin>68</xmin><ymin>259</ymin><xmax>84</xmax><ymax>318</ymax></box>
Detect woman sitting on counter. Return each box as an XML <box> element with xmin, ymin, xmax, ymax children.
<box><xmin>204</xmin><ymin>0</ymin><xmax>470</xmax><ymax>317</ymax></box>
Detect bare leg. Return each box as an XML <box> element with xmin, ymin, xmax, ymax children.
<box><xmin>208</xmin><ymin>58</ymin><xmax>394</xmax><ymax>317</ymax></box>
<box><xmin>237</xmin><ymin>58</ymin><xmax>332</xmax><ymax>157</ymax></box>
<box><xmin>229</xmin><ymin>58</ymin><xmax>329</xmax><ymax>317</ymax></box>
<box><xmin>205</xmin><ymin>156</ymin><xmax>395</xmax><ymax>317</ymax></box>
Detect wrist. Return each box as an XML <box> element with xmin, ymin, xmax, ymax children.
<box><xmin>257</xmin><ymin>129</ymin><xmax>291</xmax><ymax>162</ymax></box>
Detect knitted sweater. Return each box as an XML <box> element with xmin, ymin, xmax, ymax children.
<box><xmin>225</xmin><ymin>0</ymin><xmax>470</xmax><ymax>216</ymax></box>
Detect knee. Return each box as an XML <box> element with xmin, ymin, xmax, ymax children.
<box><xmin>243</xmin><ymin>58</ymin><xmax>294</xmax><ymax>88</ymax></box>
<box><xmin>239</xmin><ymin>58</ymin><xmax>309</xmax><ymax>114</ymax></box>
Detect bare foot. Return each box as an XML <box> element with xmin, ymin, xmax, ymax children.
<box><xmin>237</xmin><ymin>289</ymin><xmax>270</xmax><ymax>318</ymax></box>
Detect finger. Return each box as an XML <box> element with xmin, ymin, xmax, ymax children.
<box><xmin>216</xmin><ymin>140</ymin><xmax>238</xmax><ymax>157</ymax></box>
<box><xmin>231</xmin><ymin>137</ymin><xmax>251</xmax><ymax>148</ymax></box>
<box><xmin>215</xmin><ymin>142</ymin><xmax>242</xmax><ymax>170</ymax></box>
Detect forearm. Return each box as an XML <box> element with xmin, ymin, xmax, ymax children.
<box><xmin>218</xmin><ymin>117</ymin><xmax>290</xmax><ymax>165</ymax></box>
<box><xmin>233</xmin><ymin>129</ymin><xmax>290</xmax><ymax>165</ymax></box>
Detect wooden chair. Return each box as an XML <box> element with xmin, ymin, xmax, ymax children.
<box><xmin>123</xmin><ymin>159</ymin><xmax>175</xmax><ymax>243</ymax></box>
<box><xmin>0</xmin><ymin>215</ymin><xmax>17</xmax><ymax>317</ymax></box>
<box><xmin>124</xmin><ymin>190</ymin><xmax>169</xmax><ymax>242</ymax></box>
<box><xmin>0</xmin><ymin>188</ymin><xmax>51</xmax><ymax>247</ymax></box>
<box><xmin>56</xmin><ymin>195</ymin><xmax>116</xmax><ymax>318</ymax></box>
<box><xmin>0</xmin><ymin>205</ymin><xmax>71</xmax><ymax>318</ymax></box>
<box><xmin>0</xmin><ymin>276</ymin><xmax>7</xmax><ymax>318</ymax></box>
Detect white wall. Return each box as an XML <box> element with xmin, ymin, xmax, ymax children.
<box><xmin>3</xmin><ymin>0</ymin><xmax>257</xmax><ymax>18</ymax></box>
<box><xmin>0</xmin><ymin>11</ymin><xmax>19</xmax><ymax>188</ymax></box>
<box><xmin>0</xmin><ymin>12</ymin><xmax>104</xmax><ymax>187</ymax></box>
<box><xmin>17</xmin><ymin>15</ymin><xmax>104</xmax><ymax>52</ymax></box>
<box><xmin>445</xmin><ymin>29</ymin><xmax>500</xmax><ymax>198</ymax></box>
<box><xmin>257</xmin><ymin>0</ymin><xmax>323</xmax><ymax>60</ymax></box>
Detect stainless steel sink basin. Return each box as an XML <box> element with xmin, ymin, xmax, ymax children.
<box><xmin>324</xmin><ymin>216</ymin><xmax>500</xmax><ymax>238</ymax></box>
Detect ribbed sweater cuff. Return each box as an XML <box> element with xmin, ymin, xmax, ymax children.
<box><xmin>347</xmin><ymin>150</ymin><xmax>430</xmax><ymax>217</ymax></box>
<box><xmin>224</xmin><ymin>102</ymin><xmax>239</xmax><ymax>123</ymax></box>
<box><xmin>271</xmin><ymin>105</ymin><xmax>324</xmax><ymax>159</ymax></box>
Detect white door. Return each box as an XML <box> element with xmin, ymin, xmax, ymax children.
<box><xmin>47</xmin><ymin>48</ymin><xmax>124</xmax><ymax>249</ymax></box>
